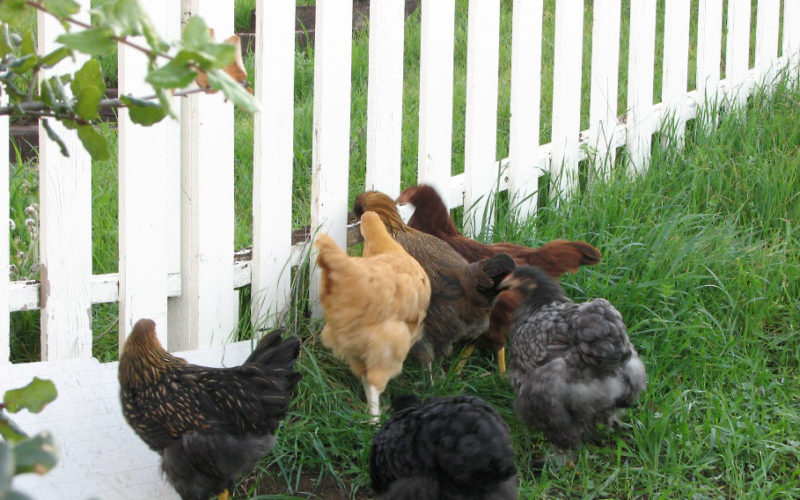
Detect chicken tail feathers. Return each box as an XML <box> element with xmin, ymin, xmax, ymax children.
<box><xmin>472</xmin><ymin>253</ymin><xmax>515</xmax><ymax>300</ymax></box>
<box><xmin>524</xmin><ymin>240</ymin><xmax>602</xmax><ymax>277</ymax></box>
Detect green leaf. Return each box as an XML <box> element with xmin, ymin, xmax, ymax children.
<box><xmin>3</xmin><ymin>378</ymin><xmax>57</xmax><ymax>414</ymax></box>
<box><xmin>41</xmin><ymin>120</ymin><xmax>70</xmax><ymax>157</ymax></box>
<box><xmin>0</xmin><ymin>415</ymin><xmax>28</xmax><ymax>443</ymax></box>
<box><xmin>0</xmin><ymin>0</ymin><xmax>27</xmax><ymax>25</ymax></box>
<box><xmin>145</xmin><ymin>59</ymin><xmax>197</xmax><ymax>89</ymax></box>
<box><xmin>8</xmin><ymin>54</ymin><xmax>37</xmax><ymax>74</ymax></box>
<box><xmin>39</xmin><ymin>46</ymin><xmax>72</xmax><ymax>67</ymax></box>
<box><xmin>20</xmin><ymin>30</ymin><xmax>35</xmax><ymax>56</ymax></box>
<box><xmin>0</xmin><ymin>25</ymin><xmax>15</xmax><ymax>58</ymax></box>
<box><xmin>120</xmin><ymin>95</ymin><xmax>167</xmax><ymax>125</ymax></box>
<box><xmin>0</xmin><ymin>441</ymin><xmax>14</xmax><ymax>490</ymax></box>
<box><xmin>77</xmin><ymin>125</ymin><xmax>110</xmax><ymax>161</ymax></box>
<box><xmin>71</xmin><ymin>59</ymin><xmax>105</xmax><ymax>121</ymax></box>
<box><xmin>57</xmin><ymin>28</ymin><xmax>116</xmax><ymax>56</ymax></box>
<box><xmin>43</xmin><ymin>0</ymin><xmax>80</xmax><ymax>19</ymax></box>
<box><xmin>181</xmin><ymin>16</ymin><xmax>212</xmax><ymax>49</ymax></box>
<box><xmin>12</xmin><ymin>431</ymin><xmax>58</xmax><ymax>475</ymax></box>
<box><xmin>205</xmin><ymin>69</ymin><xmax>258</xmax><ymax>113</ymax></box>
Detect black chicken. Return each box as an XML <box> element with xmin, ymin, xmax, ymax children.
<box><xmin>118</xmin><ymin>319</ymin><xmax>302</xmax><ymax>500</ymax></box>
<box><xmin>370</xmin><ymin>394</ymin><xmax>517</xmax><ymax>499</ymax></box>
<box><xmin>499</xmin><ymin>266</ymin><xmax>647</xmax><ymax>467</ymax></box>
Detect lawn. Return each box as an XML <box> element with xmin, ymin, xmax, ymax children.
<box><xmin>237</xmin><ymin>76</ymin><xmax>799</xmax><ymax>498</ymax></box>
<box><xmin>6</xmin><ymin>0</ymin><xmax>800</xmax><ymax>497</ymax></box>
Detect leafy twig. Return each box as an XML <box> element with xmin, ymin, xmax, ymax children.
<box><xmin>25</xmin><ymin>0</ymin><xmax>162</xmax><ymax>61</ymax></box>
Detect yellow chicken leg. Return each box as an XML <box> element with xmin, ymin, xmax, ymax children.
<box><xmin>218</xmin><ymin>489</ymin><xmax>229</xmax><ymax>500</ymax></box>
<box><xmin>454</xmin><ymin>344</ymin><xmax>476</xmax><ymax>374</ymax></box>
<box><xmin>497</xmin><ymin>347</ymin><xmax>506</xmax><ymax>374</ymax></box>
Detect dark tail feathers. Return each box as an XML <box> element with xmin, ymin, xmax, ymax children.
<box><xmin>246</xmin><ymin>329</ymin><xmax>302</xmax><ymax>387</ymax></box>
<box><xmin>475</xmin><ymin>253</ymin><xmax>515</xmax><ymax>298</ymax></box>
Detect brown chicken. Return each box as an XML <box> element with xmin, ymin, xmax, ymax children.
<box><xmin>315</xmin><ymin>211</ymin><xmax>431</xmax><ymax>420</ymax></box>
<box><xmin>396</xmin><ymin>184</ymin><xmax>602</xmax><ymax>372</ymax></box>
<box><xmin>353</xmin><ymin>191</ymin><xmax>515</xmax><ymax>370</ymax></box>
<box><xmin>119</xmin><ymin>319</ymin><xmax>301</xmax><ymax>500</ymax></box>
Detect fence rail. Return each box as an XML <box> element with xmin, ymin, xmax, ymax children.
<box><xmin>1</xmin><ymin>0</ymin><xmax>799</xmax><ymax>365</ymax></box>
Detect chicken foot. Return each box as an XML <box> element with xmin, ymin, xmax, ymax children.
<box><xmin>218</xmin><ymin>489</ymin><xmax>230</xmax><ymax>500</ymax></box>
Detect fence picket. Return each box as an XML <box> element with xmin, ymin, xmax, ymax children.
<box><xmin>366</xmin><ymin>0</ymin><xmax>405</xmax><ymax>197</ymax></box>
<box><xmin>171</xmin><ymin>0</ymin><xmax>237</xmax><ymax>349</ymax></box>
<box><xmin>417</xmin><ymin>0</ymin><xmax>456</xmax><ymax>208</ymax></box>
<box><xmin>786</xmin><ymin>1</ymin><xmax>800</xmax><ymax>81</ymax></box>
<box><xmin>0</xmin><ymin>95</ymin><xmax>7</xmax><ymax>365</ymax></box>
<box><xmin>726</xmin><ymin>0</ymin><xmax>752</xmax><ymax>106</ymax></box>
<box><xmin>626</xmin><ymin>0</ymin><xmax>657</xmax><ymax>174</ymax></box>
<box><xmin>508</xmin><ymin>0</ymin><xmax>544</xmax><ymax>218</ymax></box>
<box><xmin>588</xmin><ymin>0</ymin><xmax>621</xmax><ymax>180</ymax></box>
<box><xmin>463</xmin><ymin>0</ymin><xmax>501</xmax><ymax>236</ymax></box>
<box><xmin>695</xmin><ymin>0</ymin><xmax>723</xmax><ymax>132</ymax></box>
<box><xmin>550</xmin><ymin>0</ymin><xmax>584</xmax><ymax>199</ymax></box>
<box><xmin>662</xmin><ymin>0</ymin><xmax>691</xmax><ymax>145</ymax></box>
<box><xmin>37</xmin><ymin>2</ymin><xmax>93</xmax><ymax>360</ymax></box>
<box><xmin>118</xmin><ymin>0</ymin><xmax>179</xmax><ymax>349</ymax></box>
<box><xmin>755</xmin><ymin>0</ymin><xmax>781</xmax><ymax>87</ymax></box>
<box><xmin>309</xmin><ymin>0</ymin><xmax>354</xmax><ymax>315</ymax></box>
<box><xmin>251</xmin><ymin>0</ymin><xmax>296</xmax><ymax>330</ymax></box>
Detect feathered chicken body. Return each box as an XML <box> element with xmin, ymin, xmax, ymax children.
<box><xmin>396</xmin><ymin>184</ymin><xmax>602</xmax><ymax>371</ymax></box>
<box><xmin>370</xmin><ymin>395</ymin><xmax>517</xmax><ymax>500</ymax></box>
<box><xmin>119</xmin><ymin>319</ymin><xmax>301</xmax><ymax>500</ymax></box>
<box><xmin>501</xmin><ymin>266</ymin><xmax>646</xmax><ymax>464</ymax></box>
<box><xmin>354</xmin><ymin>191</ymin><xmax>515</xmax><ymax>365</ymax></box>
<box><xmin>314</xmin><ymin>211</ymin><xmax>431</xmax><ymax>418</ymax></box>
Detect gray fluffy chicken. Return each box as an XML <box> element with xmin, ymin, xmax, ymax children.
<box><xmin>499</xmin><ymin>266</ymin><xmax>646</xmax><ymax>467</ymax></box>
<box><xmin>370</xmin><ymin>394</ymin><xmax>517</xmax><ymax>499</ymax></box>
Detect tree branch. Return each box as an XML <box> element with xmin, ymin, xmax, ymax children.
<box><xmin>0</xmin><ymin>87</ymin><xmax>212</xmax><ymax>116</ymax></box>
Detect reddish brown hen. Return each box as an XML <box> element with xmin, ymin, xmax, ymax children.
<box><xmin>396</xmin><ymin>184</ymin><xmax>602</xmax><ymax>372</ymax></box>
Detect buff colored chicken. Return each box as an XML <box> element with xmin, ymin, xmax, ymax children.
<box><xmin>315</xmin><ymin>211</ymin><xmax>431</xmax><ymax>420</ymax></box>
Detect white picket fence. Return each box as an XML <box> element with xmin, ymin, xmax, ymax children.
<box><xmin>0</xmin><ymin>0</ymin><xmax>798</xmax><ymax>366</ymax></box>
<box><xmin>0</xmin><ymin>0</ymin><xmax>800</xmax><ymax>498</ymax></box>
<box><xmin>0</xmin><ymin>0</ymin><xmax>799</xmax><ymax>496</ymax></box>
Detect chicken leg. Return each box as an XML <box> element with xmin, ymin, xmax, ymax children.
<box><xmin>497</xmin><ymin>347</ymin><xmax>506</xmax><ymax>374</ymax></box>
<box><xmin>362</xmin><ymin>377</ymin><xmax>381</xmax><ymax>424</ymax></box>
<box><xmin>218</xmin><ymin>489</ymin><xmax>229</xmax><ymax>500</ymax></box>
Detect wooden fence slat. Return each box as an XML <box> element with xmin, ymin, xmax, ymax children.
<box><xmin>164</xmin><ymin>0</ymin><xmax>183</xmax><ymax>339</ymax></box>
<box><xmin>171</xmin><ymin>0</ymin><xmax>237</xmax><ymax>349</ymax></box>
<box><xmin>695</xmin><ymin>0</ymin><xmax>723</xmax><ymax>132</ymax></box>
<box><xmin>251</xmin><ymin>0</ymin><xmax>296</xmax><ymax>330</ymax></box>
<box><xmin>0</xmin><ymin>95</ymin><xmax>8</xmax><ymax>364</ymax></box>
<box><xmin>118</xmin><ymin>0</ymin><xmax>179</xmax><ymax>350</ymax></box>
<box><xmin>588</xmin><ymin>0</ymin><xmax>621</xmax><ymax>180</ymax></box>
<box><xmin>508</xmin><ymin>0</ymin><xmax>544</xmax><ymax>218</ymax></box>
<box><xmin>755</xmin><ymin>0</ymin><xmax>781</xmax><ymax>87</ymax></box>
<box><xmin>417</xmin><ymin>0</ymin><xmax>456</xmax><ymax>208</ymax></box>
<box><xmin>463</xmin><ymin>0</ymin><xmax>501</xmax><ymax>236</ymax></box>
<box><xmin>662</xmin><ymin>0</ymin><xmax>691</xmax><ymax>145</ymax></box>
<box><xmin>626</xmin><ymin>0</ymin><xmax>657</xmax><ymax>175</ymax></box>
<box><xmin>309</xmin><ymin>0</ymin><xmax>354</xmax><ymax>316</ymax></box>
<box><xmin>550</xmin><ymin>0</ymin><xmax>584</xmax><ymax>200</ymax></box>
<box><xmin>726</xmin><ymin>0</ymin><xmax>752</xmax><ymax>105</ymax></box>
<box><xmin>786</xmin><ymin>1</ymin><xmax>800</xmax><ymax>81</ymax></box>
<box><xmin>38</xmin><ymin>1</ymin><xmax>93</xmax><ymax>360</ymax></box>
<box><xmin>366</xmin><ymin>0</ymin><xmax>405</xmax><ymax>197</ymax></box>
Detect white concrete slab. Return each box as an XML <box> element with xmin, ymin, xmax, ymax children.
<box><xmin>0</xmin><ymin>341</ymin><xmax>257</xmax><ymax>499</ymax></box>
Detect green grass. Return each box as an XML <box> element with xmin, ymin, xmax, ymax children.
<box><xmin>229</xmin><ymin>76</ymin><xmax>800</xmax><ymax>498</ymax></box>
